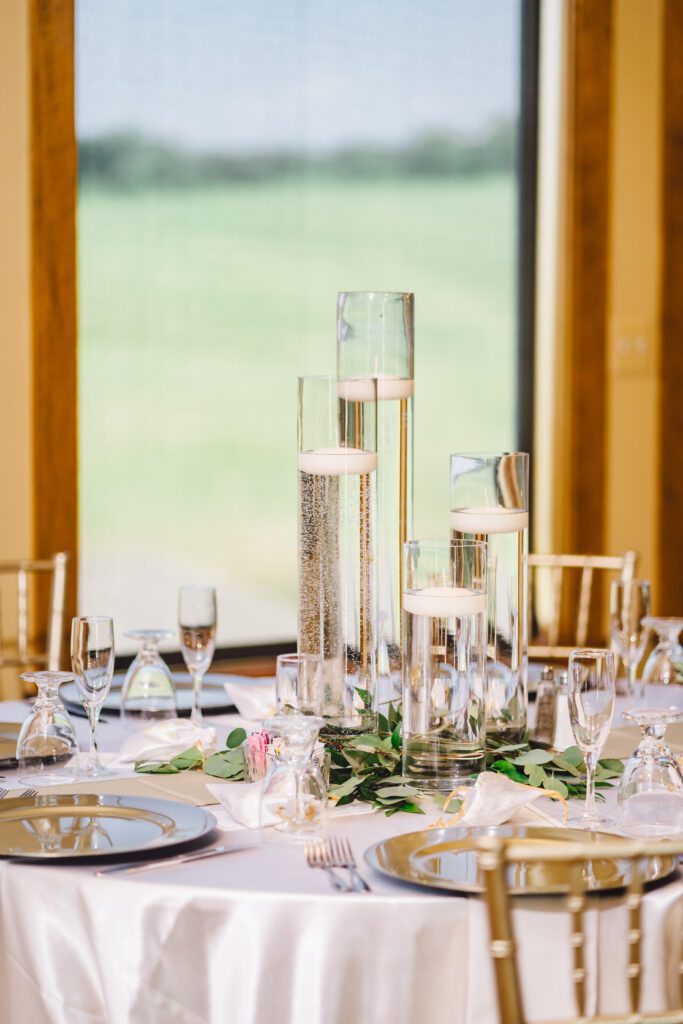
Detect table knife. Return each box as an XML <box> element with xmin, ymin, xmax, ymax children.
<box><xmin>95</xmin><ymin>839</ymin><xmax>258</xmax><ymax>877</ymax></box>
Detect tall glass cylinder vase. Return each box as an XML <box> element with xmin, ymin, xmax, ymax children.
<box><xmin>337</xmin><ymin>292</ymin><xmax>414</xmax><ymax>693</ymax></box>
<box><xmin>297</xmin><ymin>375</ymin><xmax>378</xmax><ymax>735</ymax></box>
<box><xmin>450</xmin><ymin>452</ymin><xmax>529</xmax><ymax>743</ymax></box>
<box><xmin>402</xmin><ymin>540</ymin><xmax>487</xmax><ymax>792</ymax></box>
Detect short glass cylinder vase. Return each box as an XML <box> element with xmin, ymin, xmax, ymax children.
<box><xmin>337</xmin><ymin>292</ymin><xmax>414</xmax><ymax>691</ymax></box>
<box><xmin>450</xmin><ymin>452</ymin><xmax>529</xmax><ymax>743</ymax></box>
<box><xmin>402</xmin><ymin>540</ymin><xmax>487</xmax><ymax>793</ymax></box>
<box><xmin>297</xmin><ymin>375</ymin><xmax>378</xmax><ymax>735</ymax></box>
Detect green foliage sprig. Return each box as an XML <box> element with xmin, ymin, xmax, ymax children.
<box><xmin>134</xmin><ymin>705</ymin><xmax>623</xmax><ymax>813</ymax></box>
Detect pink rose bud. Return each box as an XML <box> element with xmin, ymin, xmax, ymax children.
<box><xmin>247</xmin><ymin>730</ymin><xmax>270</xmax><ymax>752</ymax></box>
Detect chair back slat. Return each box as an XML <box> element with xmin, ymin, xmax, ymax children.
<box><xmin>17</xmin><ymin>569</ymin><xmax>28</xmax><ymax>662</ymax></box>
<box><xmin>478</xmin><ymin>834</ymin><xmax>683</xmax><ymax>1024</ymax></box>
<box><xmin>529</xmin><ymin>550</ymin><xmax>638</xmax><ymax>659</ymax></box>
<box><xmin>0</xmin><ymin>554</ymin><xmax>69</xmax><ymax>673</ymax></box>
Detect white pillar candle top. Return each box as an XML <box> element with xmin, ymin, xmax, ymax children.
<box><xmin>450</xmin><ymin>506</ymin><xmax>529</xmax><ymax>535</ymax></box>
<box><xmin>298</xmin><ymin>447</ymin><xmax>378</xmax><ymax>476</ymax></box>
<box><xmin>403</xmin><ymin>586</ymin><xmax>487</xmax><ymax>617</ymax></box>
<box><xmin>338</xmin><ymin>376</ymin><xmax>414</xmax><ymax>402</ymax></box>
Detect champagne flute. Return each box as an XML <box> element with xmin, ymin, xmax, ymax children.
<box><xmin>70</xmin><ymin>616</ymin><xmax>115</xmax><ymax>778</ymax></box>
<box><xmin>178</xmin><ymin>586</ymin><xmax>217</xmax><ymax>723</ymax></box>
<box><xmin>610</xmin><ymin>579</ymin><xmax>650</xmax><ymax>699</ymax></box>
<box><xmin>568</xmin><ymin>648</ymin><xmax>616</xmax><ymax>829</ymax></box>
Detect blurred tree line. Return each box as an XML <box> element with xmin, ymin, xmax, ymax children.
<box><xmin>79</xmin><ymin>120</ymin><xmax>515</xmax><ymax>189</ymax></box>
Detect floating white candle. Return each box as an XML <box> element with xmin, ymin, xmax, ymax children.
<box><xmin>450</xmin><ymin>506</ymin><xmax>528</xmax><ymax>535</ymax></box>
<box><xmin>298</xmin><ymin>447</ymin><xmax>378</xmax><ymax>476</ymax></box>
<box><xmin>403</xmin><ymin>586</ymin><xmax>487</xmax><ymax>617</ymax></box>
<box><xmin>338</xmin><ymin>376</ymin><xmax>414</xmax><ymax>402</ymax></box>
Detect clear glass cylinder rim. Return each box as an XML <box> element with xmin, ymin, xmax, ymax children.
<box><xmin>404</xmin><ymin>539</ymin><xmax>488</xmax><ymax>559</ymax></box>
<box><xmin>450</xmin><ymin>451</ymin><xmax>529</xmax><ymax>460</ymax></box>
<box><xmin>338</xmin><ymin>290</ymin><xmax>414</xmax><ymax>299</ymax></box>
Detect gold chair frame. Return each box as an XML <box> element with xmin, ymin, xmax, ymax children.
<box><xmin>478</xmin><ymin>834</ymin><xmax>683</xmax><ymax>1024</ymax></box>
<box><xmin>0</xmin><ymin>552</ymin><xmax>68</xmax><ymax>672</ymax></box>
<box><xmin>529</xmin><ymin>551</ymin><xmax>638</xmax><ymax>660</ymax></box>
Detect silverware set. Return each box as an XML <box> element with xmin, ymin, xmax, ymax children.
<box><xmin>0</xmin><ymin>788</ymin><xmax>38</xmax><ymax>800</ymax></box>
<box><xmin>305</xmin><ymin>836</ymin><xmax>371</xmax><ymax>893</ymax></box>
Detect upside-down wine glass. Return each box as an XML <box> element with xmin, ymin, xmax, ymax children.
<box><xmin>178</xmin><ymin>586</ymin><xmax>217</xmax><ymax>724</ymax></box>
<box><xmin>567</xmin><ymin>648</ymin><xmax>616</xmax><ymax>830</ymax></box>
<box><xmin>70</xmin><ymin>616</ymin><xmax>116</xmax><ymax>778</ymax></box>
<box><xmin>642</xmin><ymin>617</ymin><xmax>683</xmax><ymax>688</ymax></box>
<box><xmin>610</xmin><ymin>579</ymin><xmax>650</xmax><ymax>700</ymax></box>
<box><xmin>617</xmin><ymin>707</ymin><xmax>683</xmax><ymax>837</ymax></box>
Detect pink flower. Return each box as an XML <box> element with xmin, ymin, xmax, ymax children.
<box><xmin>247</xmin><ymin>729</ymin><xmax>270</xmax><ymax>753</ymax></box>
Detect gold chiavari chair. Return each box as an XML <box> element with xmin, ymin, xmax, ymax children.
<box><xmin>0</xmin><ymin>552</ymin><xmax>68</xmax><ymax>672</ymax></box>
<box><xmin>478</xmin><ymin>834</ymin><xmax>683</xmax><ymax>1024</ymax></box>
<box><xmin>529</xmin><ymin>551</ymin><xmax>638</xmax><ymax>661</ymax></box>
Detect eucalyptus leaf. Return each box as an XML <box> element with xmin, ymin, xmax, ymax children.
<box><xmin>512</xmin><ymin>749</ymin><xmax>555</xmax><ymax>766</ymax></box>
<box><xmin>526</xmin><ymin>764</ymin><xmax>547</xmax><ymax>788</ymax></box>
<box><xmin>226</xmin><ymin>728</ymin><xmax>247</xmax><ymax>749</ymax></box>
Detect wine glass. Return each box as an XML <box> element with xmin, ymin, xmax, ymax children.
<box><xmin>178</xmin><ymin>586</ymin><xmax>217</xmax><ymax>723</ymax></box>
<box><xmin>70</xmin><ymin>616</ymin><xmax>115</xmax><ymax>777</ymax></box>
<box><xmin>121</xmin><ymin>629</ymin><xmax>177</xmax><ymax>729</ymax></box>
<box><xmin>16</xmin><ymin>671</ymin><xmax>79</xmax><ymax>785</ymax></box>
<box><xmin>259</xmin><ymin>715</ymin><xmax>327</xmax><ymax>843</ymax></box>
<box><xmin>567</xmin><ymin>648</ymin><xmax>616</xmax><ymax>829</ymax></box>
<box><xmin>610</xmin><ymin>579</ymin><xmax>650</xmax><ymax>699</ymax></box>
<box><xmin>617</xmin><ymin>707</ymin><xmax>683</xmax><ymax>837</ymax></box>
<box><xmin>642</xmin><ymin>617</ymin><xmax>683</xmax><ymax>688</ymax></box>
<box><xmin>275</xmin><ymin>653</ymin><xmax>323</xmax><ymax>715</ymax></box>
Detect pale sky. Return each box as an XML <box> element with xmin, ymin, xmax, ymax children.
<box><xmin>76</xmin><ymin>0</ymin><xmax>520</xmax><ymax>153</ymax></box>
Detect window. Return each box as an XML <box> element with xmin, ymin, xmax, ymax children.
<box><xmin>76</xmin><ymin>0</ymin><xmax>531</xmax><ymax>651</ymax></box>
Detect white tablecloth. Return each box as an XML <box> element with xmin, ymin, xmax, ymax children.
<box><xmin>0</xmin><ymin>687</ymin><xmax>682</xmax><ymax>1024</ymax></box>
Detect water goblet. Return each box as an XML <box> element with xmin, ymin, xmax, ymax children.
<box><xmin>178</xmin><ymin>586</ymin><xmax>217</xmax><ymax>724</ymax></box>
<box><xmin>16</xmin><ymin>671</ymin><xmax>79</xmax><ymax>785</ymax></box>
<box><xmin>617</xmin><ymin>707</ymin><xmax>683</xmax><ymax>837</ymax></box>
<box><xmin>567</xmin><ymin>648</ymin><xmax>616</xmax><ymax>829</ymax></box>
<box><xmin>259</xmin><ymin>715</ymin><xmax>327</xmax><ymax>843</ymax></box>
<box><xmin>610</xmin><ymin>579</ymin><xmax>650</xmax><ymax>699</ymax></box>
<box><xmin>642</xmin><ymin>617</ymin><xmax>683</xmax><ymax>688</ymax></box>
<box><xmin>275</xmin><ymin>653</ymin><xmax>323</xmax><ymax>715</ymax></box>
<box><xmin>71</xmin><ymin>616</ymin><xmax>116</xmax><ymax>778</ymax></box>
<box><xmin>121</xmin><ymin>629</ymin><xmax>177</xmax><ymax>729</ymax></box>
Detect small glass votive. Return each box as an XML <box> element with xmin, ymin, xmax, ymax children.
<box><xmin>276</xmin><ymin>653</ymin><xmax>323</xmax><ymax>716</ymax></box>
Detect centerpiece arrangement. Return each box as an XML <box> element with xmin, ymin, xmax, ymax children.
<box><xmin>136</xmin><ymin>289</ymin><xmax>624</xmax><ymax>820</ymax></box>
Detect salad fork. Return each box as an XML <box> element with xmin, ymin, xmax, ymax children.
<box><xmin>325</xmin><ymin>836</ymin><xmax>371</xmax><ymax>892</ymax></box>
<box><xmin>304</xmin><ymin>841</ymin><xmax>354</xmax><ymax>892</ymax></box>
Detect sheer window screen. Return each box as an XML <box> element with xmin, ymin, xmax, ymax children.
<box><xmin>76</xmin><ymin>0</ymin><xmax>523</xmax><ymax>653</ymax></box>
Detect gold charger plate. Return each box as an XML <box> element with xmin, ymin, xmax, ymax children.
<box><xmin>365</xmin><ymin>825</ymin><xmax>679</xmax><ymax>895</ymax></box>
<box><xmin>0</xmin><ymin>793</ymin><xmax>216</xmax><ymax>860</ymax></box>
<box><xmin>0</xmin><ymin>722</ymin><xmax>21</xmax><ymax>760</ymax></box>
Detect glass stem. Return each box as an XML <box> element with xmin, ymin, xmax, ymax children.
<box><xmin>86</xmin><ymin>704</ymin><xmax>101</xmax><ymax>769</ymax></box>
<box><xmin>628</xmin><ymin>661</ymin><xmax>637</xmax><ymax>697</ymax></box>
<box><xmin>584</xmin><ymin>750</ymin><xmax>598</xmax><ymax>821</ymax></box>
<box><xmin>191</xmin><ymin>672</ymin><xmax>204</xmax><ymax>723</ymax></box>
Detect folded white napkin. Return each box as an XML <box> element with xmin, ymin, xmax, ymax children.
<box><xmin>224</xmin><ymin>678</ymin><xmax>276</xmax><ymax>720</ymax></box>
<box><xmin>436</xmin><ymin>771</ymin><xmax>568</xmax><ymax>828</ymax></box>
<box><xmin>117</xmin><ymin>719</ymin><xmax>217</xmax><ymax>764</ymax></box>
<box><xmin>206</xmin><ymin>782</ymin><xmax>375</xmax><ymax>829</ymax></box>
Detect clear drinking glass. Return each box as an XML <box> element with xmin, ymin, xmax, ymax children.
<box><xmin>642</xmin><ymin>617</ymin><xmax>683</xmax><ymax>688</ymax></box>
<box><xmin>16</xmin><ymin>672</ymin><xmax>79</xmax><ymax>785</ymax></box>
<box><xmin>259</xmin><ymin>715</ymin><xmax>327</xmax><ymax>843</ymax></box>
<box><xmin>178</xmin><ymin>586</ymin><xmax>217</xmax><ymax>724</ymax></box>
<box><xmin>337</xmin><ymin>292</ymin><xmax>414</xmax><ymax>692</ymax></box>
<box><xmin>70</xmin><ymin>616</ymin><xmax>115</xmax><ymax>778</ymax></box>
<box><xmin>450</xmin><ymin>452</ymin><xmax>529</xmax><ymax>743</ymax></box>
<box><xmin>617</xmin><ymin>707</ymin><xmax>683</xmax><ymax>837</ymax></box>
<box><xmin>276</xmin><ymin>653</ymin><xmax>323</xmax><ymax>716</ymax></box>
<box><xmin>402</xmin><ymin>540</ymin><xmax>487</xmax><ymax>793</ymax></box>
<box><xmin>121</xmin><ymin>629</ymin><xmax>177</xmax><ymax>729</ymax></box>
<box><xmin>610</xmin><ymin>579</ymin><xmax>651</xmax><ymax>699</ymax></box>
<box><xmin>567</xmin><ymin>648</ymin><xmax>616</xmax><ymax>829</ymax></box>
<box><xmin>297</xmin><ymin>375</ymin><xmax>378</xmax><ymax>735</ymax></box>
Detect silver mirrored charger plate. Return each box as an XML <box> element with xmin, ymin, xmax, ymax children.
<box><xmin>59</xmin><ymin>673</ymin><xmax>244</xmax><ymax>717</ymax></box>
<box><xmin>365</xmin><ymin>824</ymin><xmax>679</xmax><ymax>896</ymax></box>
<box><xmin>0</xmin><ymin>793</ymin><xmax>216</xmax><ymax>861</ymax></box>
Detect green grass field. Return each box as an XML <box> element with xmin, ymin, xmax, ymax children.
<box><xmin>78</xmin><ymin>174</ymin><xmax>517</xmax><ymax>643</ymax></box>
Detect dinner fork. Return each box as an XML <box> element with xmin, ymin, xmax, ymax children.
<box><xmin>304</xmin><ymin>841</ymin><xmax>354</xmax><ymax>893</ymax></box>
<box><xmin>325</xmin><ymin>836</ymin><xmax>371</xmax><ymax>893</ymax></box>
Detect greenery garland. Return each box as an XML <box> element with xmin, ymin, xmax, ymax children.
<box><xmin>135</xmin><ymin>703</ymin><xmax>623</xmax><ymax>816</ymax></box>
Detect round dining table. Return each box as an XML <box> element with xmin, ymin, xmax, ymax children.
<box><xmin>0</xmin><ymin>686</ymin><xmax>682</xmax><ymax>1024</ymax></box>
